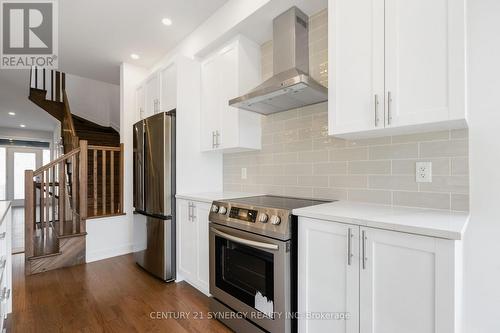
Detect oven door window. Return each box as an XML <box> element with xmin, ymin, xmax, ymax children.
<box><xmin>215</xmin><ymin>236</ymin><xmax>274</xmax><ymax>316</ymax></box>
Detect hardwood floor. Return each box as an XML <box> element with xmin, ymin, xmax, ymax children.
<box><xmin>10</xmin><ymin>253</ymin><xmax>232</xmax><ymax>333</ymax></box>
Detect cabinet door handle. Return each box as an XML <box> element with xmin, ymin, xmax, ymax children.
<box><xmin>362</xmin><ymin>230</ymin><xmax>367</xmax><ymax>270</ymax></box>
<box><xmin>188</xmin><ymin>202</ymin><xmax>192</xmax><ymax>221</ymax></box>
<box><xmin>347</xmin><ymin>228</ymin><xmax>353</xmax><ymax>266</ymax></box>
<box><xmin>374</xmin><ymin>94</ymin><xmax>380</xmax><ymax>127</ymax></box>
<box><xmin>387</xmin><ymin>91</ymin><xmax>393</xmax><ymax>125</ymax></box>
<box><xmin>216</xmin><ymin>130</ymin><xmax>220</xmax><ymax>148</ymax></box>
<box><xmin>192</xmin><ymin>203</ymin><xmax>196</xmax><ymax>220</ymax></box>
<box><xmin>0</xmin><ymin>288</ymin><xmax>10</xmax><ymax>302</ymax></box>
<box><xmin>212</xmin><ymin>132</ymin><xmax>215</xmax><ymax>149</ymax></box>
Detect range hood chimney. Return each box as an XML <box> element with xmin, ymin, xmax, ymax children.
<box><xmin>229</xmin><ymin>7</ymin><xmax>328</xmax><ymax>115</ymax></box>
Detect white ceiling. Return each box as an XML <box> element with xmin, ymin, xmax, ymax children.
<box><xmin>0</xmin><ymin>70</ymin><xmax>58</xmax><ymax>132</ymax></box>
<box><xmin>59</xmin><ymin>0</ymin><xmax>229</xmax><ymax>84</ymax></box>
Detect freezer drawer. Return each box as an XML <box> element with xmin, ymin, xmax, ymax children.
<box><xmin>134</xmin><ymin>215</ymin><xmax>175</xmax><ymax>281</ymax></box>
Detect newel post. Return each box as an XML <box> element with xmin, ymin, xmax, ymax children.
<box><xmin>79</xmin><ymin>140</ymin><xmax>88</xmax><ymax>233</ymax></box>
<box><xmin>24</xmin><ymin>170</ymin><xmax>34</xmax><ymax>258</ymax></box>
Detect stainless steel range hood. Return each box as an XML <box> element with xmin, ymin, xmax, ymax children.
<box><xmin>229</xmin><ymin>7</ymin><xmax>328</xmax><ymax>115</ymax></box>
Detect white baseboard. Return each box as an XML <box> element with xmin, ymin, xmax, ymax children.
<box><xmin>86</xmin><ymin>243</ymin><xmax>133</xmax><ymax>263</ymax></box>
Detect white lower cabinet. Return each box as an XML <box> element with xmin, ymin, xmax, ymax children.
<box><xmin>298</xmin><ymin>217</ymin><xmax>459</xmax><ymax>333</ymax></box>
<box><xmin>177</xmin><ymin>199</ymin><xmax>211</xmax><ymax>295</ymax></box>
<box><xmin>298</xmin><ymin>218</ymin><xmax>359</xmax><ymax>333</ymax></box>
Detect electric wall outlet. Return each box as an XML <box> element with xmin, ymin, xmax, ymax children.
<box><xmin>241</xmin><ymin>167</ymin><xmax>247</xmax><ymax>180</ymax></box>
<box><xmin>416</xmin><ymin>162</ymin><xmax>432</xmax><ymax>183</ymax></box>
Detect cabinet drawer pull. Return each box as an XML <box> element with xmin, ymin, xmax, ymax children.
<box><xmin>191</xmin><ymin>203</ymin><xmax>197</xmax><ymax>220</ymax></box>
<box><xmin>347</xmin><ymin>228</ymin><xmax>353</xmax><ymax>265</ymax></box>
<box><xmin>188</xmin><ymin>202</ymin><xmax>193</xmax><ymax>221</ymax></box>
<box><xmin>362</xmin><ymin>230</ymin><xmax>367</xmax><ymax>270</ymax></box>
<box><xmin>216</xmin><ymin>130</ymin><xmax>220</xmax><ymax>148</ymax></box>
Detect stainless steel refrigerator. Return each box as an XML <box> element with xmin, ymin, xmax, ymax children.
<box><xmin>133</xmin><ymin>111</ymin><xmax>176</xmax><ymax>281</ymax></box>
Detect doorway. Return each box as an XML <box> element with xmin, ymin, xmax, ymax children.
<box><xmin>5</xmin><ymin>147</ymin><xmax>49</xmax><ymax>207</ymax></box>
<box><xmin>1</xmin><ymin>145</ymin><xmax>50</xmax><ymax>253</ymax></box>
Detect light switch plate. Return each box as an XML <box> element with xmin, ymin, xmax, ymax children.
<box><xmin>241</xmin><ymin>167</ymin><xmax>247</xmax><ymax>180</ymax></box>
<box><xmin>416</xmin><ymin>162</ymin><xmax>432</xmax><ymax>183</ymax></box>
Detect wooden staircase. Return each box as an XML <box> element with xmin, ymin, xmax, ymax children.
<box><xmin>24</xmin><ymin>67</ymin><xmax>124</xmax><ymax>275</ymax></box>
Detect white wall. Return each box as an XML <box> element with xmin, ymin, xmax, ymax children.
<box><xmin>85</xmin><ymin>63</ymin><xmax>147</xmax><ymax>262</ymax></box>
<box><xmin>65</xmin><ymin>74</ymin><xmax>120</xmax><ymax>131</ymax></box>
<box><xmin>464</xmin><ymin>0</ymin><xmax>500</xmax><ymax>331</ymax></box>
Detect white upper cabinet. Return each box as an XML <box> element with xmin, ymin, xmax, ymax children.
<box><xmin>136</xmin><ymin>85</ymin><xmax>145</xmax><ymax>120</ymax></box>
<box><xmin>329</xmin><ymin>0</ymin><xmax>385</xmax><ymax>135</ymax></box>
<box><xmin>159</xmin><ymin>63</ymin><xmax>177</xmax><ymax>112</ymax></box>
<box><xmin>200</xmin><ymin>35</ymin><xmax>262</xmax><ymax>153</ymax></box>
<box><xmin>144</xmin><ymin>73</ymin><xmax>160</xmax><ymax>116</ymax></box>
<box><xmin>135</xmin><ymin>56</ymin><xmax>223</xmax><ymax>194</ymax></box>
<box><xmin>142</xmin><ymin>64</ymin><xmax>177</xmax><ymax>117</ymax></box>
<box><xmin>329</xmin><ymin>0</ymin><xmax>467</xmax><ymax>138</ymax></box>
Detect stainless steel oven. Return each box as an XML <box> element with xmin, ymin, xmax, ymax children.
<box><xmin>209</xmin><ymin>196</ymin><xmax>329</xmax><ymax>333</ymax></box>
<box><xmin>210</xmin><ymin>223</ymin><xmax>291</xmax><ymax>333</ymax></box>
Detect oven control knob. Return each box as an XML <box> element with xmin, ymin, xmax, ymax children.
<box><xmin>218</xmin><ymin>206</ymin><xmax>227</xmax><ymax>215</ymax></box>
<box><xmin>258</xmin><ymin>213</ymin><xmax>269</xmax><ymax>223</ymax></box>
<box><xmin>270</xmin><ymin>215</ymin><xmax>281</xmax><ymax>225</ymax></box>
<box><xmin>211</xmin><ymin>204</ymin><xmax>219</xmax><ymax>213</ymax></box>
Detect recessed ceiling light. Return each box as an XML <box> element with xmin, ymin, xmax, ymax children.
<box><xmin>162</xmin><ymin>18</ymin><xmax>173</xmax><ymax>26</ymax></box>
<box><xmin>8</xmin><ymin>112</ymin><xmax>15</xmax><ymax>116</ymax></box>
<box><xmin>130</xmin><ymin>53</ymin><xmax>140</xmax><ymax>60</ymax></box>
<box><xmin>20</xmin><ymin>124</ymin><xmax>26</xmax><ymax>128</ymax></box>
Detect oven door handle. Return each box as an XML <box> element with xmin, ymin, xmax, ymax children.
<box><xmin>212</xmin><ymin>228</ymin><xmax>279</xmax><ymax>251</ymax></box>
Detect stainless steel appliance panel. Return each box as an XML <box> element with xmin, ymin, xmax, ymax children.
<box><xmin>135</xmin><ymin>216</ymin><xmax>175</xmax><ymax>281</ymax></box>
<box><xmin>144</xmin><ymin>113</ymin><xmax>173</xmax><ymax>216</ymax></box>
<box><xmin>133</xmin><ymin>110</ymin><xmax>176</xmax><ymax>282</ymax></box>
<box><xmin>133</xmin><ymin>120</ymin><xmax>145</xmax><ymax>211</ymax></box>
<box><xmin>209</xmin><ymin>223</ymin><xmax>291</xmax><ymax>333</ymax></box>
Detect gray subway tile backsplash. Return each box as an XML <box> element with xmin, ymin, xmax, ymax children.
<box><xmin>222</xmin><ymin>9</ymin><xmax>469</xmax><ymax>211</ymax></box>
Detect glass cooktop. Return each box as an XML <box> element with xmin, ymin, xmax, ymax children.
<box><xmin>226</xmin><ymin>195</ymin><xmax>331</xmax><ymax>211</ymax></box>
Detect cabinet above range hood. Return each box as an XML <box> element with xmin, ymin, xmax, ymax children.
<box><xmin>229</xmin><ymin>7</ymin><xmax>328</xmax><ymax>115</ymax></box>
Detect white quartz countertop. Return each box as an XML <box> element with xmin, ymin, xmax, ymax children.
<box><xmin>293</xmin><ymin>201</ymin><xmax>469</xmax><ymax>240</ymax></box>
<box><xmin>0</xmin><ymin>201</ymin><xmax>11</xmax><ymax>223</ymax></box>
<box><xmin>176</xmin><ymin>192</ymin><xmax>262</xmax><ymax>204</ymax></box>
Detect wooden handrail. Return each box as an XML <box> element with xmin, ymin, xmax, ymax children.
<box><xmin>33</xmin><ymin>146</ymin><xmax>80</xmax><ymax>176</ymax></box>
<box><xmin>88</xmin><ymin>145</ymin><xmax>121</xmax><ymax>151</ymax></box>
<box><xmin>62</xmin><ymin>90</ymin><xmax>77</xmax><ymax>137</ymax></box>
